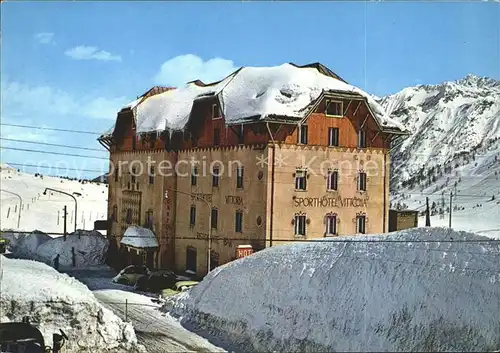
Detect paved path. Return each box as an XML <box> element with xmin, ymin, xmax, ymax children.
<box><xmin>65</xmin><ymin>267</ymin><xmax>225</xmax><ymax>353</ymax></box>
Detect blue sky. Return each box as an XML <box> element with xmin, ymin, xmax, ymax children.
<box><xmin>1</xmin><ymin>1</ymin><xmax>499</xmax><ymax>178</ymax></box>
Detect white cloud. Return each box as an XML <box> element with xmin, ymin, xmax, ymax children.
<box><xmin>64</xmin><ymin>46</ymin><xmax>122</xmax><ymax>62</ymax></box>
<box><xmin>34</xmin><ymin>32</ymin><xmax>55</xmax><ymax>45</ymax></box>
<box><xmin>154</xmin><ymin>54</ymin><xmax>237</xmax><ymax>86</ymax></box>
<box><xmin>1</xmin><ymin>80</ymin><xmax>128</xmax><ymax>121</ymax></box>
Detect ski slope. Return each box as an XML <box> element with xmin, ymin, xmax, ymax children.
<box><xmin>0</xmin><ymin>165</ymin><xmax>108</xmax><ymax>234</ymax></box>
<box><xmin>391</xmin><ymin>149</ymin><xmax>500</xmax><ymax>238</ymax></box>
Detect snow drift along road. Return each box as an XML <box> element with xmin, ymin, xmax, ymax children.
<box><xmin>2</xmin><ymin>230</ymin><xmax>109</xmax><ymax>268</ymax></box>
<box><xmin>164</xmin><ymin>227</ymin><xmax>500</xmax><ymax>352</ymax></box>
<box><xmin>0</xmin><ymin>257</ymin><xmax>144</xmax><ymax>352</ymax></box>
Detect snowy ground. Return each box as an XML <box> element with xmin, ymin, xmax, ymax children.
<box><xmin>163</xmin><ymin>227</ymin><xmax>500</xmax><ymax>352</ymax></box>
<box><xmin>0</xmin><ymin>166</ymin><xmax>108</xmax><ymax>233</ymax></box>
<box><xmin>66</xmin><ymin>266</ymin><xmax>226</xmax><ymax>353</ymax></box>
<box><xmin>0</xmin><ymin>256</ymin><xmax>144</xmax><ymax>352</ymax></box>
<box><xmin>392</xmin><ymin>149</ymin><xmax>500</xmax><ymax>238</ymax></box>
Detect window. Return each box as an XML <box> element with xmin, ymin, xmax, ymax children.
<box><xmin>328</xmin><ymin>127</ymin><xmax>339</xmax><ymax>147</ymax></box>
<box><xmin>357</xmin><ymin>172</ymin><xmax>367</xmax><ymax>191</ymax></box>
<box><xmin>192</xmin><ymin>134</ymin><xmax>198</xmax><ymax>147</ymax></box>
<box><xmin>126</xmin><ymin>208</ymin><xmax>133</xmax><ymax>224</ymax></box>
<box><xmin>150</xmin><ymin>133</ymin><xmax>157</xmax><ymax>149</ymax></box>
<box><xmin>358</xmin><ymin>130</ymin><xmax>367</xmax><ymax>148</ymax></box>
<box><xmin>295</xmin><ymin>169</ymin><xmax>307</xmax><ymax>191</ymax></box>
<box><xmin>237</xmin><ymin>125</ymin><xmax>244</xmax><ymax>144</ymax></box>
<box><xmin>149</xmin><ymin>166</ymin><xmax>155</xmax><ymax>185</ymax></box>
<box><xmin>325</xmin><ymin>214</ymin><xmax>337</xmax><ymax>236</ymax></box>
<box><xmin>212</xmin><ymin>166</ymin><xmax>220</xmax><ymax>187</ymax></box>
<box><xmin>235</xmin><ymin>210</ymin><xmax>243</xmax><ymax>233</ymax></box>
<box><xmin>236</xmin><ymin>166</ymin><xmax>244</xmax><ymax>189</ymax></box>
<box><xmin>189</xmin><ymin>205</ymin><xmax>196</xmax><ymax>226</ymax></box>
<box><xmin>114</xmin><ymin>167</ymin><xmax>119</xmax><ymax>182</ymax></box>
<box><xmin>210</xmin><ymin>251</ymin><xmax>220</xmax><ymax>271</ymax></box>
<box><xmin>132</xmin><ymin>135</ymin><xmax>137</xmax><ymax>150</ymax></box>
<box><xmin>356</xmin><ymin>215</ymin><xmax>366</xmax><ymax>234</ymax></box>
<box><xmin>298</xmin><ymin>125</ymin><xmax>308</xmax><ymax>144</ymax></box>
<box><xmin>212</xmin><ymin>104</ymin><xmax>221</xmax><ymax>119</ymax></box>
<box><xmin>327</xmin><ymin>170</ymin><xmax>338</xmax><ymax>191</ymax></box>
<box><xmin>325</xmin><ymin>100</ymin><xmax>343</xmax><ymax>117</ymax></box>
<box><xmin>211</xmin><ymin>208</ymin><xmax>218</xmax><ymax>229</ymax></box>
<box><xmin>294</xmin><ymin>214</ymin><xmax>306</xmax><ymax>236</ymax></box>
<box><xmin>191</xmin><ymin>166</ymin><xmax>198</xmax><ymax>186</ymax></box>
<box><xmin>213</xmin><ymin>128</ymin><xmax>220</xmax><ymax>146</ymax></box>
<box><xmin>131</xmin><ymin>167</ymin><xmax>137</xmax><ymax>184</ymax></box>
<box><xmin>186</xmin><ymin>247</ymin><xmax>197</xmax><ymax>273</ymax></box>
<box><xmin>146</xmin><ymin>209</ymin><xmax>154</xmax><ymax>230</ymax></box>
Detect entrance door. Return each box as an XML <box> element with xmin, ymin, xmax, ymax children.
<box><xmin>186</xmin><ymin>247</ymin><xmax>197</xmax><ymax>273</ymax></box>
<box><xmin>146</xmin><ymin>250</ymin><xmax>155</xmax><ymax>269</ymax></box>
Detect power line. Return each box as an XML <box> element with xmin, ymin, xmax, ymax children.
<box><xmin>3</xmin><ymin>163</ymin><xmax>105</xmax><ymax>173</ymax></box>
<box><xmin>0</xmin><ymin>123</ymin><xmax>102</xmax><ymax>135</ymax></box>
<box><xmin>0</xmin><ymin>137</ymin><xmax>106</xmax><ymax>152</ymax></box>
<box><xmin>1</xmin><ymin>146</ymin><xmax>108</xmax><ymax>160</ymax></box>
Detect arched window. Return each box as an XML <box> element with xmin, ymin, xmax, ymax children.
<box><xmin>126</xmin><ymin>208</ymin><xmax>133</xmax><ymax>224</ymax></box>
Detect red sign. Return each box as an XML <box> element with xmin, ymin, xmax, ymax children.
<box><xmin>236</xmin><ymin>245</ymin><xmax>253</xmax><ymax>259</ymax></box>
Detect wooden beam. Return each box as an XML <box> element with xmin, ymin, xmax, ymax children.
<box><xmin>371</xmin><ymin>131</ymin><xmax>380</xmax><ymax>142</ymax></box>
<box><xmin>352</xmin><ymin>101</ymin><xmax>362</xmax><ymax>116</ymax></box>
<box><xmin>343</xmin><ymin>99</ymin><xmax>352</xmax><ymax>116</ymax></box>
<box><xmin>360</xmin><ymin>114</ymin><xmax>369</xmax><ymax>129</ymax></box>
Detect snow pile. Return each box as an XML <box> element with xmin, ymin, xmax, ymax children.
<box><xmin>2</xmin><ymin>230</ymin><xmax>109</xmax><ymax>268</ymax></box>
<box><xmin>130</xmin><ymin>63</ymin><xmax>406</xmax><ymax>133</ymax></box>
<box><xmin>1</xmin><ymin>230</ymin><xmax>51</xmax><ymax>259</ymax></box>
<box><xmin>164</xmin><ymin>228</ymin><xmax>500</xmax><ymax>352</ymax></box>
<box><xmin>121</xmin><ymin>226</ymin><xmax>159</xmax><ymax>248</ymax></box>
<box><xmin>0</xmin><ymin>257</ymin><xmax>145</xmax><ymax>352</ymax></box>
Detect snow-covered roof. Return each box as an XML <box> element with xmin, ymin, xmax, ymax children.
<box><xmin>121</xmin><ymin>226</ymin><xmax>159</xmax><ymax>248</ymax></box>
<box><xmin>114</xmin><ymin>63</ymin><xmax>407</xmax><ymax>134</ymax></box>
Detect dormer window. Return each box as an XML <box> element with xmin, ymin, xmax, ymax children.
<box><xmin>298</xmin><ymin>125</ymin><xmax>308</xmax><ymax>145</ymax></box>
<box><xmin>358</xmin><ymin>130</ymin><xmax>367</xmax><ymax>148</ymax></box>
<box><xmin>212</xmin><ymin>104</ymin><xmax>221</xmax><ymax>120</ymax></box>
<box><xmin>325</xmin><ymin>100</ymin><xmax>343</xmax><ymax>117</ymax></box>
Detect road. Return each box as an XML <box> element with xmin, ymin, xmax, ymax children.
<box><xmin>65</xmin><ymin>267</ymin><xmax>226</xmax><ymax>353</ymax></box>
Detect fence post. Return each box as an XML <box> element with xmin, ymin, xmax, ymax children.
<box><xmin>125</xmin><ymin>299</ymin><xmax>128</xmax><ymax>322</ymax></box>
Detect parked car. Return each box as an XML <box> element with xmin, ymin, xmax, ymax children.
<box><xmin>112</xmin><ymin>265</ymin><xmax>151</xmax><ymax>286</ymax></box>
<box><xmin>134</xmin><ymin>270</ymin><xmax>178</xmax><ymax>292</ymax></box>
<box><xmin>160</xmin><ymin>280</ymin><xmax>199</xmax><ymax>298</ymax></box>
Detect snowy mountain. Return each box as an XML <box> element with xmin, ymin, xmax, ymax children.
<box><xmin>378</xmin><ymin>75</ymin><xmax>500</xmax><ymax>236</ymax></box>
<box><xmin>380</xmin><ymin>74</ymin><xmax>500</xmax><ymax>188</ymax></box>
<box><xmin>0</xmin><ymin>168</ymin><xmax>108</xmax><ymax>233</ymax></box>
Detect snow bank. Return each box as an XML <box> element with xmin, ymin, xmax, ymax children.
<box><xmin>0</xmin><ymin>257</ymin><xmax>145</xmax><ymax>352</ymax></box>
<box><xmin>121</xmin><ymin>226</ymin><xmax>159</xmax><ymax>248</ymax></box>
<box><xmin>1</xmin><ymin>230</ymin><xmax>51</xmax><ymax>259</ymax></box>
<box><xmin>2</xmin><ymin>230</ymin><xmax>109</xmax><ymax>269</ymax></box>
<box><xmin>164</xmin><ymin>227</ymin><xmax>500</xmax><ymax>352</ymax></box>
<box><xmin>131</xmin><ymin>63</ymin><xmax>407</xmax><ymax>133</ymax></box>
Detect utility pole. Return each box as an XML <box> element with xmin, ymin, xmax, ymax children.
<box><xmin>63</xmin><ymin>206</ymin><xmax>68</xmax><ymax>241</ymax></box>
<box><xmin>449</xmin><ymin>192</ymin><xmax>453</xmax><ymax>228</ymax></box>
<box><xmin>425</xmin><ymin>197</ymin><xmax>431</xmax><ymax>227</ymax></box>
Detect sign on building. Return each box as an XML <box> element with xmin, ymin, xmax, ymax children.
<box><xmin>236</xmin><ymin>245</ymin><xmax>253</xmax><ymax>259</ymax></box>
